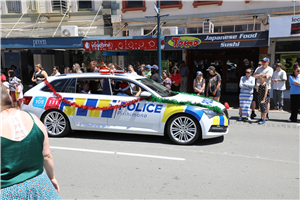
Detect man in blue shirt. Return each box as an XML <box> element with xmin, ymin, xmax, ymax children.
<box><xmin>179</xmin><ymin>61</ymin><xmax>189</xmax><ymax>92</ymax></box>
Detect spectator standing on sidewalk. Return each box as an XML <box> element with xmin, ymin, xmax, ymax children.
<box><xmin>73</xmin><ymin>63</ymin><xmax>83</xmax><ymax>73</ymax></box>
<box><xmin>206</xmin><ymin>66</ymin><xmax>222</xmax><ymax>102</ymax></box>
<box><xmin>250</xmin><ymin>61</ymin><xmax>262</xmax><ymax>118</ymax></box>
<box><xmin>161</xmin><ymin>70</ymin><xmax>172</xmax><ymax>90</ymax></box>
<box><xmin>193</xmin><ymin>71</ymin><xmax>205</xmax><ymax>96</ymax></box>
<box><xmin>256</xmin><ymin>75</ymin><xmax>269</xmax><ymax>124</ymax></box>
<box><xmin>31</xmin><ymin>64</ymin><xmax>48</xmax><ymax>85</ymax></box>
<box><xmin>91</xmin><ymin>61</ymin><xmax>99</xmax><ymax>72</ymax></box>
<box><xmin>272</xmin><ymin>63</ymin><xmax>287</xmax><ymax>110</ymax></box>
<box><xmin>150</xmin><ymin>65</ymin><xmax>159</xmax><ymax>83</ymax></box>
<box><xmin>1</xmin><ymin>71</ymin><xmax>6</xmax><ymax>82</ymax></box>
<box><xmin>145</xmin><ymin>65</ymin><xmax>152</xmax><ymax>78</ymax></box>
<box><xmin>179</xmin><ymin>61</ymin><xmax>189</xmax><ymax>92</ymax></box>
<box><xmin>171</xmin><ymin>66</ymin><xmax>181</xmax><ymax>92</ymax></box>
<box><xmin>238</xmin><ymin>68</ymin><xmax>255</xmax><ymax>121</ymax></box>
<box><xmin>252</xmin><ymin>58</ymin><xmax>273</xmax><ymax>120</ymax></box>
<box><xmin>51</xmin><ymin>66</ymin><xmax>61</xmax><ymax>76</ymax></box>
<box><xmin>288</xmin><ymin>63</ymin><xmax>300</xmax><ymax>122</ymax></box>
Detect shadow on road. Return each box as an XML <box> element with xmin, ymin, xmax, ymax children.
<box><xmin>63</xmin><ymin>131</ymin><xmax>224</xmax><ymax>146</ymax></box>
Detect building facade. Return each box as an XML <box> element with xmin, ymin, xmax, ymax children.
<box><xmin>111</xmin><ymin>0</ymin><xmax>300</xmax><ymax>94</ymax></box>
<box><xmin>1</xmin><ymin>0</ymin><xmax>115</xmax><ymax>85</ymax></box>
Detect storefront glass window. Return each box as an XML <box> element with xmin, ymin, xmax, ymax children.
<box><xmin>276</xmin><ymin>41</ymin><xmax>300</xmax><ymax>52</ymax></box>
<box><xmin>198</xmin><ymin>27</ymin><xmax>203</xmax><ymax>33</ymax></box>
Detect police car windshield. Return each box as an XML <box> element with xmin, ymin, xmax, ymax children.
<box><xmin>137</xmin><ymin>78</ymin><xmax>177</xmax><ymax>97</ymax></box>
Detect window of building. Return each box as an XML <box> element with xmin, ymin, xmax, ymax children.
<box><xmin>160</xmin><ymin>1</ymin><xmax>182</xmax><ymax>9</ymax></box>
<box><xmin>248</xmin><ymin>24</ymin><xmax>261</xmax><ymax>31</ymax></box>
<box><xmin>178</xmin><ymin>28</ymin><xmax>185</xmax><ymax>34</ymax></box>
<box><xmin>235</xmin><ymin>24</ymin><xmax>247</xmax><ymax>32</ymax></box>
<box><xmin>123</xmin><ymin>30</ymin><xmax>129</xmax><ymax>36</ymax></box>
<box><xmin>198</xmin><ymin>27</ymin><xmax>203</xmax><ymax>33</ymax></box>
<box><xmin>193</xmin><ymin>1</ymin><xmax>223</xmax><ymax>8</ymax></box>
<box><xmin>187</xmin><ymin>27</ymin><xmax>198</xmax><ymax>34</ymax></box>
<box><xmin>121</xmin><ymin>1</ymin><xmax>146</xmax><ymax>13</ymax></box>
<box><xmin>78</xmin><ymin>1</ymin><xmax>92</xmax><ymax>10</ymax></box>
<box><xmin>52</xmin><ymin>0</ymin><xmax>68</xmax><ymax>11</ymax></box>
<box><xmin>222</xmin><ymin>25</ymin><xmax>234</xmax><ymax>32</ymax></box>
<box><xmin>144</xmin><ymin>30</ymin><xmax>153</xmax><ymax>35</ymax></box>
<box><xmin>214</xmin><ymin>26</ymin><xmax>222</xmax><ymax>33</ymax></box>
<box><xmin>7</xmin><ymin>0</ymin><xmax>21</xmax><ymax>13</ymax></box>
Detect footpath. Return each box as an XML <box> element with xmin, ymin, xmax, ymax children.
<box><xmin>227</xmin><ymin>109</ymin><xmax>300</xmax><ymax>129</ymax></box>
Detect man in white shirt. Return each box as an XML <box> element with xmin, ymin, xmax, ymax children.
<box><xmin>272</xmin><ymin>63</ymin><xmax>287</xmax><ymax>111</ymax></box>
<box><xmin>252</xmin><ymin>57</ymin><xmax>274</xmax><ymax>120</ymax></box>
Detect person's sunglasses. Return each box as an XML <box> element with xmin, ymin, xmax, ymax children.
<box><xmin>296</xmin><ymin>70</ymin><xmax>300</xmax><ymax>73</ymax></box>
<box><xmin>246</xmin><ymin>72</ymin><xmax>251</xmax><ymax>73</ymax></box>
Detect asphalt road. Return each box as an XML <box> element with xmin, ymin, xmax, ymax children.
<box><xmin>49</xmin><ymin>110</ymin><xmax>299</xmax><ymax>199</ymax></box>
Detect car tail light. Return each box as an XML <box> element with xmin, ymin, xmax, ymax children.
<box><xmin>23</xmin><ymin>96</ymin><xmax>32</xmax><ymax>105</ymax></box>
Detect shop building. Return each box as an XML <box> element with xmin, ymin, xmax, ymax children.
<box><xmin>164</xmin><ymin>31</ymin><xmax>269</xmax><ymax>93</ymax></box>
<box><xmin>111</xmin><ymin>0</ymin><xmax>299</xmax><ymax>93</ymax></box>
<box><xmin>1</xmin><ymin>37</ymin><xmax>83</xmax><ymax>85</ymax></box>
<box><xmin>268</xmin><ymin>15</ymin><xmax>300</xmax><ymax>99</ymax></box>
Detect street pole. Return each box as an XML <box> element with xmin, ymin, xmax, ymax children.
<box><xmin>157</xmin><ymin>1</ymin><xmax>161</xmax><ymax>83</ymax></box>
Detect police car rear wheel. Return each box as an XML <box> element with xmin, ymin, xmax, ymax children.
<box><xmin>167</xmin><ymin>114</ymin><xmax>200</xmax><ymax>145</ymax></box>
<box><xmin>42</xmin><ymin>110</ymin><xmax>70</xmax><ymax>137</ymax></box>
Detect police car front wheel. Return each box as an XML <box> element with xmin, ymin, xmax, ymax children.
<box><xmin>42</xmin><ymin>110</ymin><xmax>70</xmax><ymax>137</ymax></box>
<box><xmin>166</xmin><ymin>114</ymin><xmax>200</xmax><ymax>145</ymax></box>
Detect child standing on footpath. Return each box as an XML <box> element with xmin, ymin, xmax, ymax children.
<box><xmin>257</xmin><ymin>75</ymin><xmax>268</xmax><ymax>124</ymax></box>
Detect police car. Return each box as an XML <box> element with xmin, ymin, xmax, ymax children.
<box><xmin>22</xmin><ymin>71</ymin><xmax>229</xmax><ymax>145</ymax></box>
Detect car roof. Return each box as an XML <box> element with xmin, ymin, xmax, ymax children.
<box><xmin>47</xmin><ymin>72</ymin><xmax>146</xmax><ymax>81</ymax></box>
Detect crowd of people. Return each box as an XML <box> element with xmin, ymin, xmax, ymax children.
<box><xmin>238</xmin><ymin>58</ymin><xmax>300</xmax><ymax>124</ymax></box>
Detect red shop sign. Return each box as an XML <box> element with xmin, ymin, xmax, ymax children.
<box><xmin>83</xmin><ymin>38</ymin><xmax>164</xmax><ymax>51</ymax></box>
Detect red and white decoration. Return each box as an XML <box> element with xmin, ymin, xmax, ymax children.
<box><xmin>83</xmin><ymin>38</ymin><xmax>164</xmax><ymax>51</ymax></box>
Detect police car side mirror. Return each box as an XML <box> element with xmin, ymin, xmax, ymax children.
<box><xmin>140</xmin><ymin>91</ymin><xmax>151</xmax><ymax>98</ymax></box>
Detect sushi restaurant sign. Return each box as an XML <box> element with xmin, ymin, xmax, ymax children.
<box><xmin>164</xmin><ymin>31</ymin><xmax>269</xmax><ymax>49</ymax></box>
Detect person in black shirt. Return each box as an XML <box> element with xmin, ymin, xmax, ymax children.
<box><xmin>150</xmin><ymin>65</ymin><xmax>159</xmax><ymax>83</ymax></box>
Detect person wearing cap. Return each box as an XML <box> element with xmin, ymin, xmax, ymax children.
<box><xmin>117</xmin><ymin>82</ymin><xmax>141</xmax><ymax>97</ymax></box>
<box><xmin>150</xmin><ymin>65</ymin><xmax>159</xmax><ymax>83</ymax></box>
<box><xmin>171</xmin><ymin>66</ymin><xmax>181</xmax><ymax>92</ymax></box>
<box><xmin>250</xmin><ymin>61</ymin><xmax>263</xmax><ymax>118</ymax></box>
<box><xmin>206</xmin><ymin>66</ymin><xmax>222</xmax><ymax>102</ymax></box>
<box><xmin>145</xmin><ymin>65</ymin><xmax>152</xmax><ymax>78</ymax></box>
<box><xmin>272</xmin><ymin>63</ymin><xmax>287</xmax><ymax>111</ymax></box>
<box><xmin>252</xmin><ymin>57</ymin><xmax>273</xmax><ymax>120</ymax></box>
<box><xmin>193</xmin><ymin>71</ymin><xmax>205</xmax><ymax>96</ymax></box>
<box><xmin>0</xmin><ymin>69</ymin><xmax>6</xmax><ymax>83</ymax></box>
<box><xmin>179</xmin><ymin>61</ymin><xmax>189</xmax><ymax>93</ymax></box>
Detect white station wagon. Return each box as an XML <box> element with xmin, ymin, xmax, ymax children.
<box><xmin>22</xmin><ymin>72</ymin><xmax>229</xmax><ymax>145</ymax></box>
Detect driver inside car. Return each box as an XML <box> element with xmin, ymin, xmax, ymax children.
<box><xmin>117</xmin><ymin>82</ymin><xmax>141</xmax><ymax>97</ymax></box>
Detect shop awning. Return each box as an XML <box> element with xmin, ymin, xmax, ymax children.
<box><xmin>1</xmin><ymin>37</ymin><xmax>83</xmax><ymax>49</ymax></box>
<box><xmin>82</xmin><ymin>35</ymin><xmax>164</xmax><ymax>51</ymax></box>
<box><xmin>164</xmin><ymin>31</ymin><xmax>269</xmax><ymax>49</ymax></box>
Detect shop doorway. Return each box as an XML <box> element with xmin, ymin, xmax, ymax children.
<box><xmin>189</xmin><ymin>48</ymin><xmax>259</xmax><ymax>94</ymax></box>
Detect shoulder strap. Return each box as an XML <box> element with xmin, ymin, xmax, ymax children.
<box><xmin>25</xmin><ymin>111</ymin><xmax>35</xmax><ymax>122</ymax></box>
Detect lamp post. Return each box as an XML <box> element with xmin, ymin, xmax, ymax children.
<box><xmin>146</xmin><ymin>2</ymin><xmax>169</xmax><ymax>83</ymax></box>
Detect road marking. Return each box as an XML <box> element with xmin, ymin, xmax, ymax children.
<box><xmin>50</xmin><ymin>146</ymin><xmax>185</xmax><ymax>161</ymax></box>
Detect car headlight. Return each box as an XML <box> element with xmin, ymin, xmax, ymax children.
<box><xmin>203</xmin><ymin>109</ymin><xmax>218</xmax><ymax>119</ymax></box>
